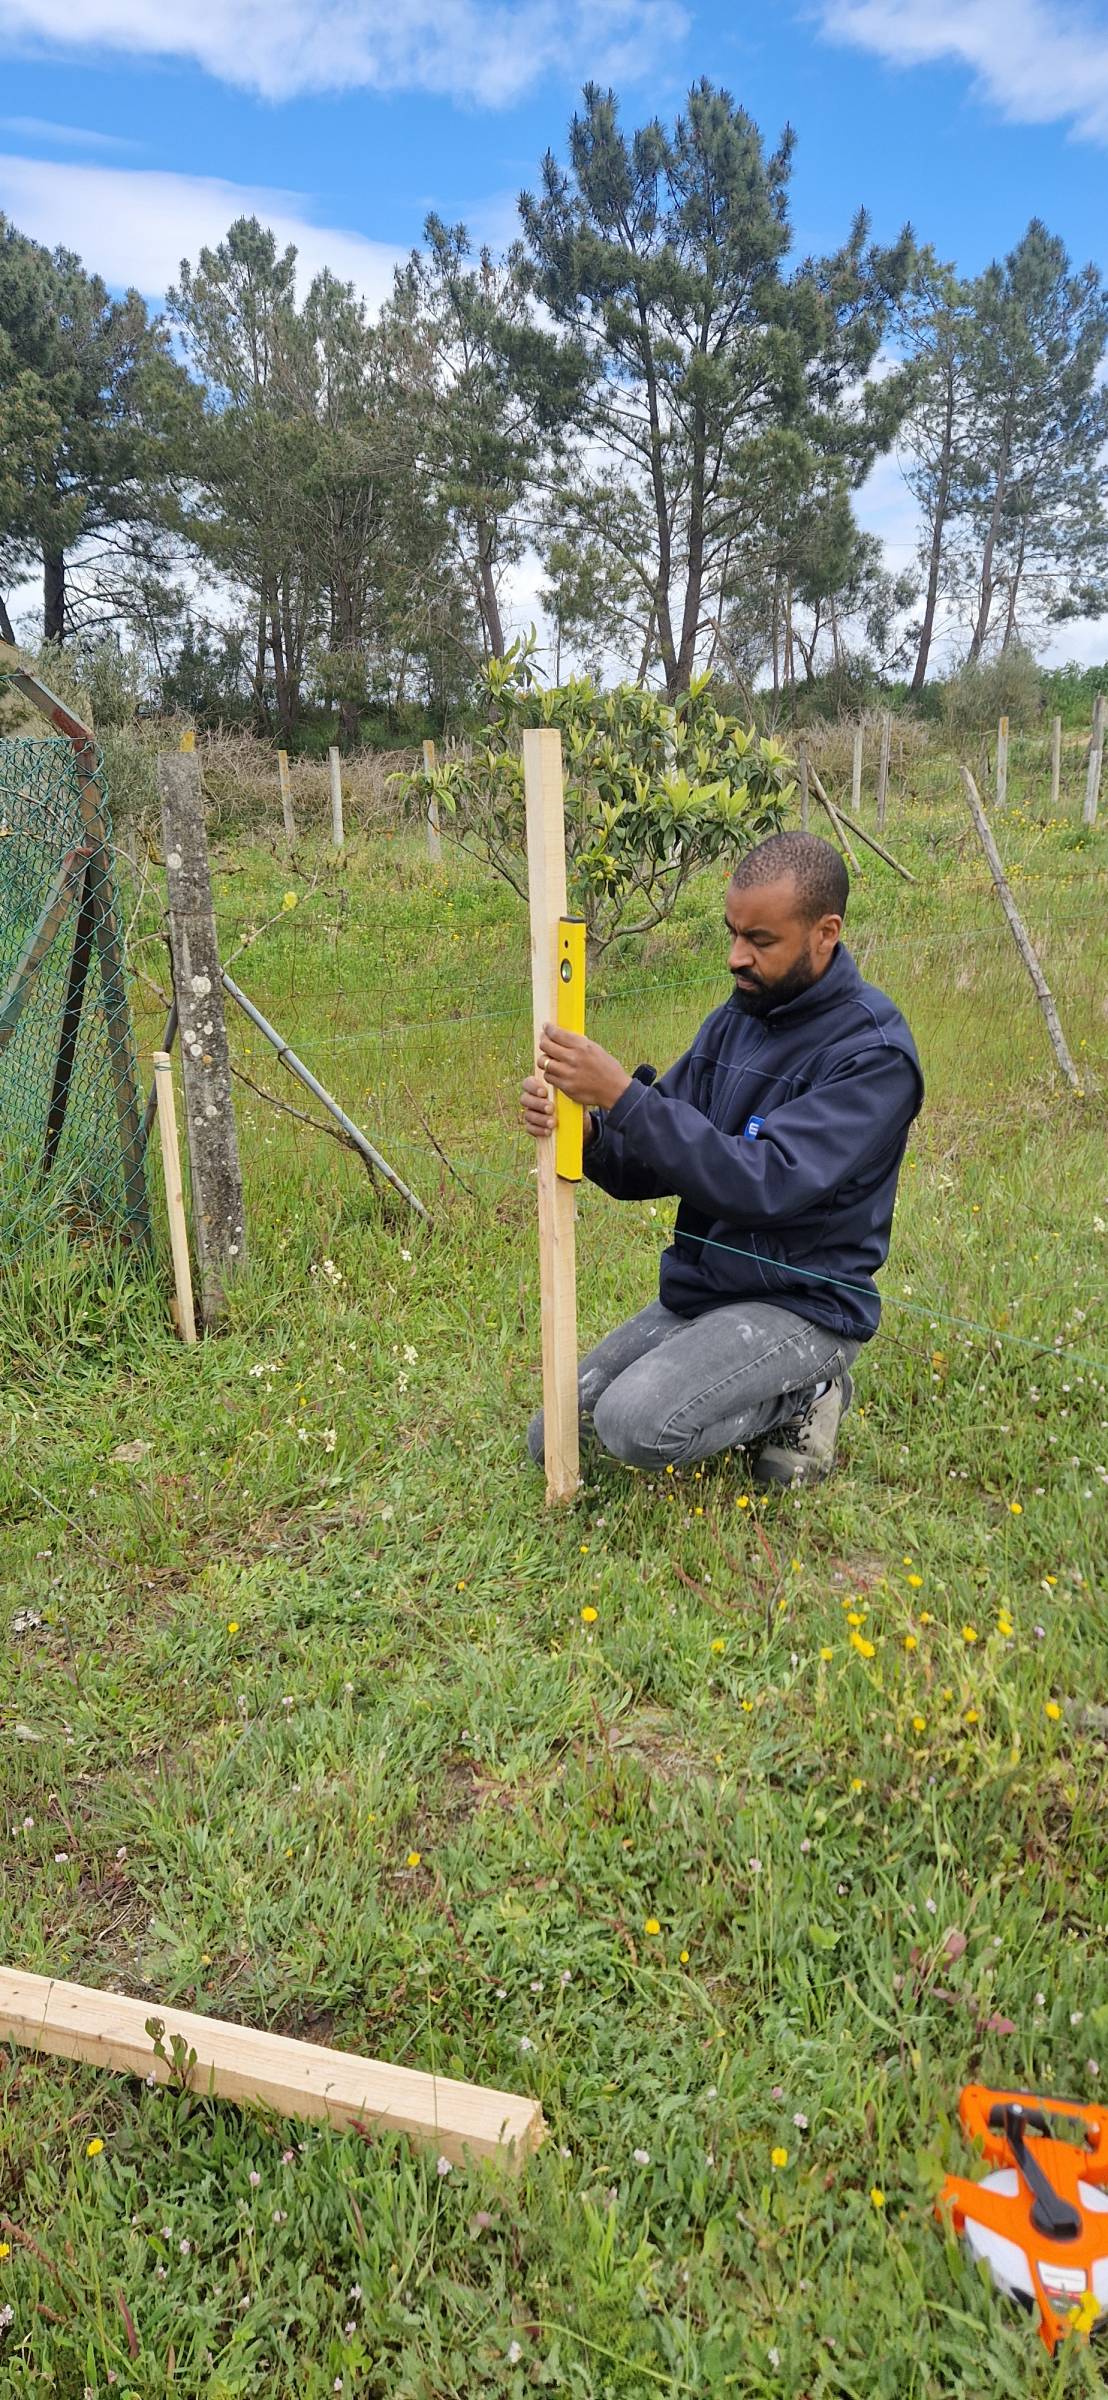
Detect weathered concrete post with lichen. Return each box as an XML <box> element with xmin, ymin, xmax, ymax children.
<box><xmin>157</xmin><ymin>752</ymin><xmax>245</xmax><ymax>1326</ymax></box>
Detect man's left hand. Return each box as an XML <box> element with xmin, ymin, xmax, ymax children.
<box><xmin>537</xmin><ymin>1023</ymin><xmax>631</xmax><ymax>1111</ymax></box>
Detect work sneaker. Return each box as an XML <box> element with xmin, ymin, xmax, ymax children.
<box><xmin>752</xmin><ymin>1371</ymin><xmax>853</xmax><ymax>1489</ymax></box>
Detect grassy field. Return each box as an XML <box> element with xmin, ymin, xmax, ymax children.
<box><xmin>1</xmin><ymin>738</ymin><xmax>1107</xmax><ymax>2398</ymax></box>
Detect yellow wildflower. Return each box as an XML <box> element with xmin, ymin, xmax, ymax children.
<box><xmin>679</xmin><ymin>1949</ymin><xmax>690</xmax><ymax>1964</ymax></box>
<box><xmin>580</xmin><ymin>1604</ymin><xmax>598</xmax><ymax>1623</ymax></box>
<box><xmin>912</xmin><ymin>1715</ymin><xmax>926</xmax><ymax>1733</ymax></box>
<box><xmin>819</xmin><ymin>1646</ymin><xmax>833</xmax><ymax>1662</ymax></box>
<box><xmin>850</xmin><ymin>1631</ymin><xmax>876</xmax><ymax>1660</ymax></box>
<box><xmin>907</xmin><ymin>1574</ymin><xmax>923</xmax><ymax>1589</ymax></box>
<box><xmin>281</xmin><ymin>890</ymin><xmax>298</xmax><ymax>910</ymax></box>
<box><xmin>406</xmin><ymin>1850</ymin><xmax>421</xmax><ymax>1868</ymax></box>
<box><xmin>771</xmin><ymin>2146</ymin><xmax>789</xmax><ymax>2169</ymax></box>
<box><xmin>86</xmin><ymin>2138</ymin><xmax>104</xmax><ymax>2158</ymax></box>
<box><xmin>846</xmin><ymin>1609</ymin><xmax>865</xmax><ymax>1628</ymax></box>
<box><xmin>1045</xmin><ymin>1701</ymin><xmax>1062</xmax><ymax>1722</ymax></box>
<box><xmin>645</xmin><ymin>1918</ymin><xmax>661</xmax><ymax>1936</ymax></box>
<box><xmin>1009</xmin><ymin>1501</ymin><xmax>1023</xmax><ymax>1515</ymax></box>
<box><xmin>737</xmin><ymin>1495</ymin><xmax>750</xmax><ymax>1509</ymax></box>
<box><xmin>711</xmin><ymin>1637</ymin><xmax>726</xmax><ymax>1655</ymax></box>
<box><xmin>904</xmin><ymin>1633</ymin><xmax>918</xmax><ymax>1651</ymax></box>
<box><xmin>962</xmin><ymin>1625</ymin><xmax>978</xmax><ymax>1644</ymax></box>
<box><xmin>227</xmin><ymin>1620</ymin><xmax>240</xmax><ymax>1635</ymax></box>
<box><xmin>870</xmin><ymin>2185</ymin><xmax>885</xmax><ymax>2209</ymax></box>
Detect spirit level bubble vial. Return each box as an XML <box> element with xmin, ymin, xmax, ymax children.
<box><xmin>555</xmin><ymin>916</ymin><xmax>586</xmax><ymax>1181</ymax></box>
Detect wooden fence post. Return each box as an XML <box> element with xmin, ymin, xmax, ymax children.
<box><xmin>851</xmin><ymin>724</ymin><xmax>863</xmax><ymax>816</ymax></box>
<box><xmin>157</xmin><ymin>751</ymin><xmax>246</xmax><ymax>1328</ymax></box>
<box><xmin>995</xmin><ymin>714</ymin><xmax>1009</xmax><ymax>810</ymax></box>
<box><xmin>152</xmin><ymin>1051</ymin><xmax>197</xmax><ymax>1344</ymax></box>
<box><xmin>960</xmin><ymin>768</ymin><xmax>1087</xmax><ymax>1095</ymax></box>
<box><xmin>1083</xmin><ymin>693</ymin><xmax>1105</xmax><ymax>827</ymax></box>
<box><xmin>423</xmin><ymin>739</ymin><xmax>442</xmax><ymax>865</ymax></box>
<box><xmin>328</xmin><ymin>746</ymin><xmax>344</xmax><ymax>849</ymax></box>
<box><xmin>1050</xmin><ymin>715</ymin><xmax>1062</xmax><ymax>815</ymax></box>
<box><xmin>876</xmin><ymin>712</ymin><xmax>892</xmax><ymax>831</ymax></box>
<box><xmin>523</xmin><ymin>728</ymin><xmax>579</xmax><ymax>1507</ymax></box>
<box><xmin>797</xmin><ymin>740</ymin><xmax>809</xmax><ymax>831</ymax></box>
<box><xmin>277</xmin><ymin>750</ymin><xmax>296</xmax><ymax>842</ymax></box>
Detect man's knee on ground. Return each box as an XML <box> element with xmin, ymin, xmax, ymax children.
<box><xmin>591</xmin><ymin>1384</ymin><xmax>683</xmax><ymax>1469</ymax></box>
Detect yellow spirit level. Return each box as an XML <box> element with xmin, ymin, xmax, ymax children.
<box><xmin>554</xmin><ymin>916</ymin><xmax>586</xmax><ymax>1181</ymax></box>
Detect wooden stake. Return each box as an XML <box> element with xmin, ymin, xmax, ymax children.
<box><xmin>810</xmin><ymin>766</ymin><xmax>916</xmax><ymax>883</ymax></box>
<box><xmin>960</xmin><ymin>767</ymin><xmax>1087</xmax><ymax>1094</ymax></box>
<box><xmin>876</xmin><ymin>712</ymin><xmax>892</xmax><ymax>831</ymax></box>
<box><xmin>797</xmin><ymin>740</ymin><xmax>809</xmax><ymax>831</ymax></box>
<box><xmin>851</xmin><ymin>724</ymin><xmax>863</xmax><ymax>816</ymax></box>
<box><xmin>995</xmin><ymin>714</ymin><xmax>1009</xmax><ymax>810</ymax></box>
<box><xmin>152</xmin><ymin>1051</ymin><xmax>197</xmax><ymax>1343</ymax></box>
<box><xmin>1050</xmin><ymin>714</ymin><xmax>1062</xmax><ymax>815</ymax></box>
<box><xmin>277</xmin><ymin>750</ymin><xmax>296</xmax><ymax>843</ymax></box>
<box><xmin>806</xmin><ymin>765</ymin><xmax>862</xmax><ymax>875</ymax></box>
<box><xmin>423</xmin><ymin>738</ymin><xmax>442</xmax><ymax>865</ymax></box>
<box><xmin>523</xmin><ymin>728</ymin><xmax>579</xmax><ymax>1507</ymax></box>
<box><xmin>0</xmin><ymin>1967</ymin><xmax>544</xmax><ymax>2171</ymax></box>
<box><xmin>1083</xmin><ymin>693</ymin><xmax>1105</xmax><ymax>827</ymax></box>
<box><xmin>328</xmin><ymin>745</ymin><xmax>345</xmax><ymax>849</ymax></box>
<box><xmin>157</xmin><ymin>751</ymin><xmax>246</xmax><ymax>1327</ymax></box>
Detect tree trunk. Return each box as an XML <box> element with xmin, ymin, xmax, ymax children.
<box><xmin>671</xmin><ymin>411</ymin><xmax>706</xmax><ymax>699</ymax></box>
<box><xmin>44</xmin><ymin>549</ymin><xmax>66</xmax><ymax>643</ymax></box>
<box><xmin>251</xmin><ymin>592</ymin><xmax>270</xmax><ymax>732</ymax></box>
<box><xmin>270</xmin><ymin>602</ymin><xmax>293</xmax><ymax>745</ymax></box>
<box><xmin>1000</xmin><ymin>521</ymin><xmax>1028</xmax><ymax>654</ymax></box>
<box><xmin>0</xmin><ymin>592</ymin><xmax>15</xmax><ymax>646</ymax></box>
<box><xmin>476</xmin><ymin>521</ymin><xmax>505</xmax><ymax>659</ymax></box>
<box><xmin>635</xmin><ymin>298</ymin><xmax>678</xmax><ymax>695</ymax></box>
<box><xmin>909</xmin><ymin>369</ymin><xmax>956</xmax><ymax>693</ymax></box>
<box><xmin>967</xmin><ymin>416</ymin><xmax>1011</xmax><ymax>665</ymax></box>
<box><xmin>771</xmin><ymin>574</ymin><xmax>780</xmax><ymax>701</ymax></box>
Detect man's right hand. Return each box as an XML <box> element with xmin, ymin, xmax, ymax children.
<box><xmin>521</xmin><ymin>1073</ymin><xmax>593</xmax><ymax>1148</ymax></box>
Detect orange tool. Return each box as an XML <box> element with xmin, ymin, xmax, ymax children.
<box><xmin>938</xmin><ymin>2084</ymin><xmax>1108</xmax><ymax>2352</ymax></box>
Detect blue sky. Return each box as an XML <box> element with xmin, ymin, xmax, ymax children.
<box><xmin>2</xmin><ymin>0</ymin><xmax>1108</xmax><ymax>659</ymax></box>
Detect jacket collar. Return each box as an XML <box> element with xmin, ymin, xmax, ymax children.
<box><xmin>757</xmin><ymin>942</ymin><xmax>861</xmax><ymax>1030</ymax></box>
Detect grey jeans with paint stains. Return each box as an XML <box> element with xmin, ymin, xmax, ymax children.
<box><xmin>527</xmin><ymin>1297</ymin><xmax>859</xmax><ymax>1472</ymax></box>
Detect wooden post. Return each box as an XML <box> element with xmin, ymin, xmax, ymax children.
<box><xmin>995</xmin><ymin>714</ymin><xmax>1009</xmax><ymax>810</ymax></box>
<box><xmin>328</xmin><ymin>745</ymin><xmax>344</xmax><ymax>848</ymax></box>
<box><xmin>423</xmin><ymin>738</ymin><xmax>442</xmax><ymax>865</ymax></box>
<box><xmin>1050</xmin><ymin>714</ymin><xmax>1062</xmax><ymax>815</ymax></box>
<box><xmin>523</xmin><ymin>728</ymin><xmax>579</xmax><ymax>1507</ymax></box>
<box><xmin>851</xmin><ymin>724</ymin><xmax>863</xmax><ymax>816</ymax></box>
<box><xmin>152</xmin><ymin>1051</ymin><xmax>197</xmax><ymax>1344</ymax></box>
<box><xmin>960</xmin><ymin>768</ymin><xmax>1086</xmax><ymax>1094</ymax></box>
<box><xmin>277</xmin><ymin>750</ymin><xmax>296</xmax><ymax>842</ymax></box>
<box><xmin>797</xmin><ymin>740</ymin><xmax>809</xmax><ymax>831</ymax></box>
<box><xmin>0</xmin><ymin>1967</ymin><xmax>544</xmax><ymax>2171</ymax></box>
<box><xmin>876</xmin><ymin>712</ymin><xmax>892</xmax><ymax>832</ymax></box>
<box><xmin>157</xmin><ymin>751</ymin><xmax>246</xmax><ymax>1328</ymax></box>
<box><xmin>1083</xmin><ymin>693</ymin><xmax>1105</xmax><ymax>827</ymax></box>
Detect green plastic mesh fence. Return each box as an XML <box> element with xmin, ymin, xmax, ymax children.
<box><xmin>0</xmin><ymin>729</ymin><xmax>150</xmax><ymax>1249</ymax></box>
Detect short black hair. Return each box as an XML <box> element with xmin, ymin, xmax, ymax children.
<box><xmin>730</xmin><ymin>832</ymin><xmax>848</xmax><ymax>924</ymax></box>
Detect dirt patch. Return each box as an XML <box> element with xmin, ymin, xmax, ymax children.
<box><xmin>605</xmin><ymin>1707</ymin><xmax>708</xmax><ymax>1785</ymax></box>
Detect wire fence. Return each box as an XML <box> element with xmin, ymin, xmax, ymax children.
<box><xmin>0</xmin><ymin>730</ymin><xmax>149</xmax><ymax>1251</ymax></box>
<box><xmin>115</xmin><ymin>717</ymin><xmax>1107</xmax><ymax>1386</ymax></box>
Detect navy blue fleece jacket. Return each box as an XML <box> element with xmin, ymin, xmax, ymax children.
<box><xmin>584</xmin><ymin>943</ymin><xmax>923</xmax><ymax>1344</ymax></box>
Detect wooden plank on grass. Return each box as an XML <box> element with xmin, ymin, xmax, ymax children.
<box><xmin>523</xmin><ymin>727</ymin><xmax>579</xmax><ymax>1507</ymax></box>
<box><xmin>0</xmin><ymin>1968</ymin><xmax>545</xmax><ymax>2171</ymax></box>
<box><xmin>277</xmin><ymin>749</ymin><xmax>296</xmax><ymax>842</ymax></box>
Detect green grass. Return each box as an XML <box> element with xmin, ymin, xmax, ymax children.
<box><xmin>1</xmin><ymin>751</ymin><xmax>1107</xmax><ymax>2398</ymax></box>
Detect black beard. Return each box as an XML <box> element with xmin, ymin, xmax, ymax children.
<box><xmin>729</xmin><ymin>953</ymin><xmax>819</xmax><ymax>1018</ymax></box>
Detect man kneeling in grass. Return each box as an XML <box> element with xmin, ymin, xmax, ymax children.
<box><xmin>521</xmin><ymin>832</ymin><xmax>923</xmax><ymax>1489</ymax></box>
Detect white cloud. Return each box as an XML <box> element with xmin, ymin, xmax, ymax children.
<box><xmin>819</xmin><ymin>0</ymin><xmax>1108</xmax><ymax>145</ymax></box>
<box><xmin>0</xmin><ymin>116</ymin><xmax>139</xmax><ymax>150</ymax></box>
<box><xmin>0</xmin><ymin>155</ymin><xmax>406</xmax><ymax>309</ymax></box>
<box><xmin>0</xmin><ymin>0</ymin><xmax>687</xmax><ymax>109</ymax></box>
